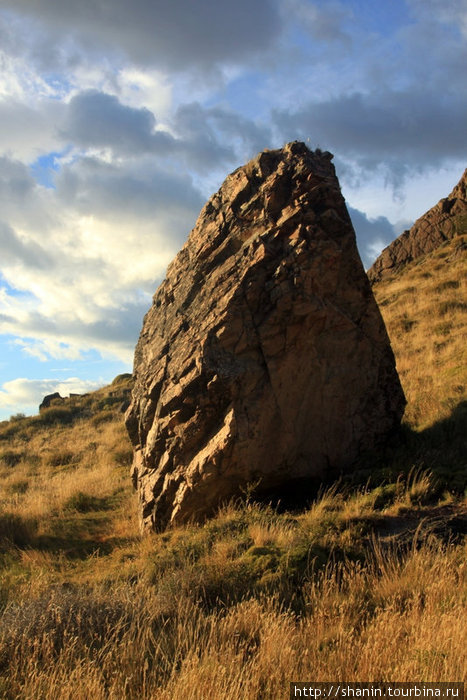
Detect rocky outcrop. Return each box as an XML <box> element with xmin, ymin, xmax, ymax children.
<box><xmin>368</xmin><ymin>168</ymin><xmax>467</xmax><ymax>283</ymax></box>
<box><xmin>126</xmin><ymin>142</ymin><xmax>405</xmax><ymax>531</ymax></box>
<box><xmin>39</xmin><ymin>392</ymin><xmax>64</xmax><ymax>412</ymax></box>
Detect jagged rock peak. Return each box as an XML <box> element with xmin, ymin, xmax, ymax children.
<box><xmin>126</xmin><ymin>142</ymin><xmax>405</xmax><ymax>531</ymax></box>
<box><xmin>368</xmin><ymin>168</ymin><xmax>467</xmax><ymax>284</ymax></box>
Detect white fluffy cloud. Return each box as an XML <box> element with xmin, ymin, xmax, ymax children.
<box><xmin>0</xmin><ymin>151</ymin><xmax>205</xmax><ymax>361</ymax></box>
<box><xmin>0</xmin><ymin>376</ymin><xmax>103</xmax><ymax>416</ymax></box>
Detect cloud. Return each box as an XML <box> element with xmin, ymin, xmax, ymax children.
<box><xmin>0</xmin><ymin>99</ymin><xmax>62</xmax><ymax>161</ymax></box>
<box><xmin>273</xmin><ymin>87</ymin><xmax>467</xmax><ymax>187</ymax></box>
<box><xmin>408</xmin><ymin>0</ymin><xmax>467</xmax><ymax>37</ymax></box>
<box><xmin>62</xmin><ymin>90</ymin><xmax>175</xmax><ymax>156</ymax></box>
<box><xmin>55</xmin><ymin>154</ymin><xmax>204</xmax><ymax>221</ymax></box>
<box><xmin>0</xmin><ymin>149</ymin><xmax>207</xmax><ymax>363</ymax></box>
<box><xmin>1</xmin><ymin>296</ymin><xmax>150</xmax><ymax>363</ymax></box>
<box><xmin>62</xmin><ymin>91</ymin><xmax>272</xmax><ymax>171</ymax></box>
<box><xmin>0</xmin><ymin>220</ymin><xmax>54</xmax><ymax>270</ymax></box>
<box><xmin>172</xmin><ymin>102</ymin><xmax>273</xmax><ymax>173</ymax></box>
<box><xmin>347</xmin><ymin>207</ymin><xmax>400</xmax><ymax>269</ymax></box>
<box><xmin>1</xmin><ymin>0</ymin><xmax>282</xmax><ymax>72</ymax></box>
<box><xmin>0</xmin><ymin>376</ymin><xmax>103</xmax><ymax>415</ymax></box>
<box><xmin>0</xmin><ymin>156</ymin><xmax>58</xmax><ymax>237</ymax></box>
<box><xmin>286</xmin><ymin>0</ymin><xmax>353</xmax><ymax>44</ymax></box>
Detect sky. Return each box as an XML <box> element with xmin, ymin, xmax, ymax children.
<box><xmin>0</xmin><ymin>0</ymin><xmax>466</xmax><ymax>420</ymax></box>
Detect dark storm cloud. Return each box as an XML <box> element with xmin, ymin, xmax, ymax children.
<box><xmin>1</xmin><ymin>0</ymin><xmax>282</xmax><ymax>70</ymax></box>
<box><xmin>347</xmin><ymin>207</ymin><xmax>398</xmax><ymax>269</ymax></box>
<box><xmin>63</xmin><ymin>92</ymin><xmax>272</xmax><ymax>173</ymax></box>
<box><xmin>62</xmin><ymin>90</ymin><xmax>175</xmax><ymax>155</ymax></box>
<box><xmin>274</xmin><ymin>88</ymin><xmax>467</xmax><ymax>185</ymax></box>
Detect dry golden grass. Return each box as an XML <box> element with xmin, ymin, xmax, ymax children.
<box><xmin>0</xmin><ymin>416</ymin><xmax>132</xmax><ymax>523</ymax></box>
<box><xmin>0</xmin><ymin>239</ymin><xmax>466</xmax><ymax>698</ymax></box>
<box><xmin>373</xmin><ymin>235</ymin><xmax>467</xmax><ymax>431</ymax></box>
<box><xmin>0</xmin><ymin>535</ymin><xmax>465</xmax><ymax>699</ymax></box>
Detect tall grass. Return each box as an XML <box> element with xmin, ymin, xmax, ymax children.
<box><xmin>1</xmin><ymin>533</ymin><xmax>465</xmax><ymax>698</ymax></box>
<box><xmin>0</xmin><ymin>243</ymin><xmax>466</xmax><ymax>699</ymax></box>
<box><xmin>373</xmin><ymin>235</ymin><xmax>467</xmax><ymax>431</ymax></box>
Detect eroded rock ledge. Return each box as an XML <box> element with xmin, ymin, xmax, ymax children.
<box><xmin>126</xmin><ymin>142</ymin><xmax>405</xmax><ymax>530</ymax></box>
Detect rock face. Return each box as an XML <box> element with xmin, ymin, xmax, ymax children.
<box><xmin>126</xmin><ymin>142</ymin><xmax>405</xmax><ymax>531</ymax></box>
<box><xmin>368</xmin><ymin>168</ymin><xmax>467</xmax><ymax>283</ymax></box>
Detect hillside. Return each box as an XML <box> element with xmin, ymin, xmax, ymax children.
<box><xmin>373</xmin><ymin>234</ymin><xmax>467</xmax><ymax>432</ymax></box>
<box><xmin>0</xmin><ymin>245</ymin><xmax>466</xmax><ymax>695</ymax></box>
<box><xmin>368</xmin><ymin>168</ymin><xmax>467</xmax><ymax>283</ymax></box>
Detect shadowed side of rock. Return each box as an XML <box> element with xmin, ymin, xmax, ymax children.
<box><xmin>126</xmin><ymin>142</ymin><xmax>405</xmax><ymax>531</ymax></box>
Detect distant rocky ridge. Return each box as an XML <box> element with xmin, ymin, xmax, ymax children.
<box><xmin>38</xmin><ymin>374</ymin><xmax>133</xmax><ymax>415</ymax></box>
<box><xmin>126</xmin><ymin>142</ymin><xmax>405</xmax><ymax>531</ymax></box>
<box><xmin>368</xmin><ymin>168</ymin><xmax>467</xmax><ymax>283</ymax></box>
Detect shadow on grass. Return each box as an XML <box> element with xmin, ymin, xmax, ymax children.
<box><xmin>31</xmin><ymin>533</ymin><xmax>136</xmax><ymax>559</ymax></box>
<box><xmin>248</xmin><ymin>400</ymin><xmax>467</xmax><ymax>514</ymax></box>
<box><xmin>0</xmin><ymin>508</ymin><xmax>137</xmax><ymax>560</ymax></box>
<box><xmin>347</xmin><ymin>399</ymin><xmax>467</xmax><ymax>495</ymax></box>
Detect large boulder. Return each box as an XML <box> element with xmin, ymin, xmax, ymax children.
<box><xmin>368</xmin><ymin>168</ymin><xmax>467</xmax><ymax>283</ymax></box>
<box><xmin>126</xmin><ymin>142</ymin><xmax>405</xmax><ymax>531</ymax></box>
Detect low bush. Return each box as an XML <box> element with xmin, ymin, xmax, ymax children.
<box><xmin>0</xmin><ymin>451</ymin><xmax>23</xmax><ymax>467</ymax></box>
<box><xmin>113</xmin><ymin>448</ymin><xmax>133</xmax><ymax>466</ymax></box>
<box><xmin>47</xmin><ymin>451</ymin><xmax>75</xmax><ymax>467</ymax></box>
<box><xmin>63</xmin><ymin>491</ymin><xmax>111</xmax><ymax>513</ymax></box>
<box><xmin>91</xmin><ymin>411</ymin><xmax>115</xmax><ymax>427</ymax></box>
<box><xmin>5</xmin><ymin>479</ymin><xmax>29</xmax><ymax>495</ymax></box>
<box><xmin>0</xmin><ymin>512</ymin><xmax>37</xmax><ymax>548</ymax></box>
<box><xmin>36</xmin><ymin>407</ymin><xmax>75</xmax><ymax>426</ymax></box>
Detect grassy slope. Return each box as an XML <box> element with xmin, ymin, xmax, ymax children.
<box><xmin>371</xmin><ymin>233</ymin><xmax>467</xmax><ymax>494</ymax></box>
<box><xmin>0</xmin><ymin>240</ymin><xmax>466</xmax><ymax>698</ymax></box>
<box><xmin>374</xmin><ymin>234</ymin><xmax>467</xmax><ymax>431</ymax></box>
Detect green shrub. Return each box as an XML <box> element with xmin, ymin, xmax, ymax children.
<box><xmin>439</xmin><ymin>300</ymin><xmax>467</xmax><ymax>315</ymax></box>
<box><xmin>435</xmin><ymin>280</ymin><xmax>460</xmax><ymax>293</ymax></box>
<box><xmin>6</xmin><ymin>479</ymin><xmax>29</xmax><ymax>495</ymax></box>
<box><xmin>91</xmin><ymin>411</ymin><xmax>115</xmax><ymax>427</ymax></box>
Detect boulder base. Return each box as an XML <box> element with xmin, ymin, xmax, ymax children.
<box><xmin>126</xmin><ymin>142</ymin><xmax>405</xmax><ymax>530</ymax></box>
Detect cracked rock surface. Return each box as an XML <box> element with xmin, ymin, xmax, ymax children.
<box><xmin>126</xmin><ymin>142</ymin><xmax>405</xmax><ymax>530</ymax></box>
